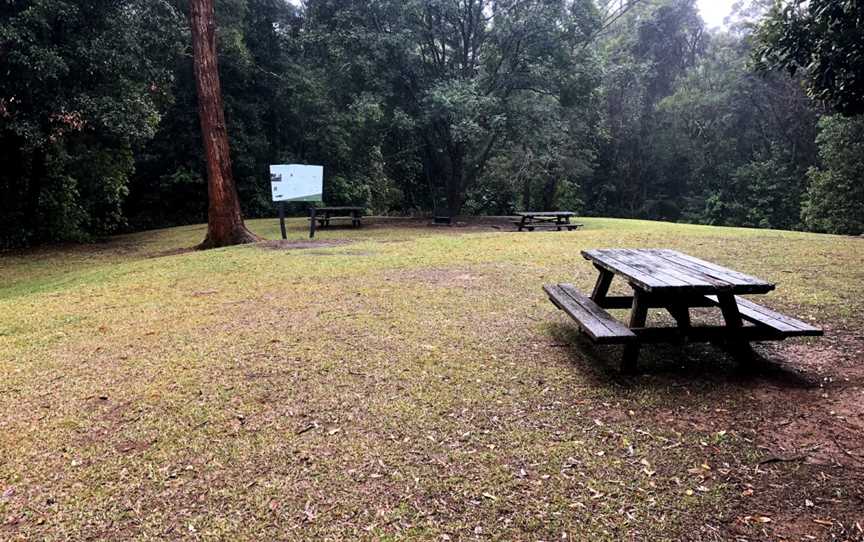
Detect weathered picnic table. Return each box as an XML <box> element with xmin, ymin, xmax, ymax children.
<box><xmin>544</xmin><ymin>249</ymin><xmax>822</xmax><ymax>373</ymax></box>
<box><xmin>514</xmin><ymin>212</ymin><xmax>582</xmax><ymax>232</ymax></box>
<box><xmin>309</xmin><ymin>206</ymin><xmax>364</xmax><ymax>238</ymax></box>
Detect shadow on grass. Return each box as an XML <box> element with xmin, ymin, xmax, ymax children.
<box><xmin>544</xmin><ymin>322</ymin><xmax>819</xmax><ymax>391</ymax></box>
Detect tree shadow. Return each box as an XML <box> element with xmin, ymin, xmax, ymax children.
<box><xmin>544</xmin><ymin>322</ymin><xmax>820</xmax><ymax>391</ymax></box>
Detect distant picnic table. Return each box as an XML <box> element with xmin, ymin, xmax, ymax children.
<box><xmin>545</xmin><ymin>249</ymin><xmax>822</xmax><ymax>373</ymax></box>
<box><xmin>514</xmin><ymin>212</ymin><xmax>582</xmax><ymax>232</ymax></box>
<box><xmin>309</xmin><ymin>206</ymin><xmax>364</xmax><ymax>238</ymax></box>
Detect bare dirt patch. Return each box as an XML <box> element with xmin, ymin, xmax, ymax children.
<box><xmin>383</xmin><ymin>267</ymin><xmax>487</xmax><ymax>288</ymax></box>
<box><xmin>363</xmin><ymin>216</ymin><xmax>519</xmax><ymax>232</ymax></box>
<box><xmin>256</xmin><ymin>239</ymin><xmax>354</xmax><ymax>251</ymax></box>
<box><xmin>147</xmin><ymin>246</ymin><xmax>197</xmax><ymax>258</ymax></box>
<box><xmin>301</xmin><ymin>249</ymin><xmax>377</xmax><ymax>256</ymax></box>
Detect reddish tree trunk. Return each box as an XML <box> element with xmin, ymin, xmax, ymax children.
<box><xmin>190</xmin><ymin>0</ymin><xmax>260</xmax><ymax>249</ymax></box>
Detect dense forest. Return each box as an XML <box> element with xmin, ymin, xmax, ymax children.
<box><xmin>1</xmin><ymin>0</ymin><xmax>862</xmax><ymax>247</ymax></box>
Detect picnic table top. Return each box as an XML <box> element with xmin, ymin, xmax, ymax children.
<box><xmin>316</xmin><ymin>206</ymin><xmax>364</xmax><ymax>212</ymax></box>
<box><xmin>582</xmin><ymin>248</ymin><xmax>775</xmax><ymax>295</ymax></box>
<box><xmin>517</xmin><ymin>211</ymin><xmax>576</xmax><ymax>217</ymax></box>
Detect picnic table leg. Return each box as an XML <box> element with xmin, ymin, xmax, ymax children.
<box><xmin>667</xmin><ymin>304</ymin><xmax>691</xmax><ymax>342</ymax></box>
<box><xmin>622</xmin><ymin>289</ymin><xmax>648</xmax><ymax>373</ymax></box>
<box><xmin>716</xmin><ymin>293</ymin><xmax>754</xmax><ymax>362</ymax></box>
<box><xmin>518</xmin><ymin>216</ymin><xmax>527</xmax><ymax>232</ymax></box>
<box><xmin>591</xmin><ymin>268</ymin><xmax>614</xmax><ymax>304</ymax></box>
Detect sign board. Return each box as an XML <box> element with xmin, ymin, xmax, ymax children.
<box><xmin>270</xmin><ymin>164</ymin><xmax>323</xmax><ymax>202</ymax></box>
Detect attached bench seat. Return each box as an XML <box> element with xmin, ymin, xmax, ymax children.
<box><xmin>544</xmin><ymin>284</ymin><xmax>637</xmax><ymax>344</ymax></box>
<box><xmin>704</xmin><ymin>295</ymin><xmax>823</xmax><ymax>338</ymax></box>
<box><xmin>513</xmin><ymin>221</ymin><xmax>582</xmax><ymax>232</ymax></box>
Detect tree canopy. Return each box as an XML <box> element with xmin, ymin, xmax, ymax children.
<box><xmin>754</xmin><ymin>0</ymin><xmax>864</xmax><ymax>116</ymax></box>
<box><xmin>1</xmin><ymin>0</ymin><xmax>863</xmax><ymax>247</ymax></box>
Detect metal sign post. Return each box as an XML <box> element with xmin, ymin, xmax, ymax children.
<box><xmin>278</xmin><ymin>201</ymin><xmax>287</xmax><ymax>240</ymax></box>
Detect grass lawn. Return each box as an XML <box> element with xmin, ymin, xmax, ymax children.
<box><xmin>1</xmin><ymin>217</ymin><xmax>862</xmax><ymax>540</ymax></box>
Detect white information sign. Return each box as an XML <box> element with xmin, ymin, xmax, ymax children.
<box><xmin>270</xmin><ymin>164</ymin><xmax>323</xmax><ymax>202</ymax></box>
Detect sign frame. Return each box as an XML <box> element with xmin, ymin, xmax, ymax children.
<box><xmin>270</xmin><ymin>164</ymin><xmax>324</xmax><ymax>240</ymax></box>
<box><xmin>270</xmin><ymin>164</ymin><xmax>324</xmax><ymax>203</ymax></box>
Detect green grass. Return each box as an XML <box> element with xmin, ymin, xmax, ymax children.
<box><xmin>0</xmin><ymin>217</ymin><xmax>861</xmax><ymax>540</ymax></box>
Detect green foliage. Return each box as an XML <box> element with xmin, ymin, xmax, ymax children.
<box><xmin>1</xmin><ymin>0</ymin><xmax>860</xmax><ymax>246</ymax></box>
<box><xmin>731</xmin><ymin>154</ymin><xmax>802</xmax><ymax>229</ymax></box>
<box><xmin>304</xmin><ymin>0</ymin><xmax>603</xmax><ymax>216</ymax></box>
<box><xmin>802</xmin><ymin>115</ymin><xmax>864</xmax><ymax>235</ymax></box>
<box><xmin>754</xmin><ymin>0</ymin><xmax>864</xmax><ymax>116</ymax></box>
<box><xmin>651</xmin><ymin>23</ymin><xmax>818</xmax><ymax>229</ymax></box>
<box><xmin>586</xmin><ymin>0</ymin><xmax>706</xmax><ymax>218</ymax></box>
<box><xmin>0</xmin><ymin>0</ymin><xmax>184</xmax><ymax>247</ymax></box>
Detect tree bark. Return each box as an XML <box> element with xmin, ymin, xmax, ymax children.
<box><xmin>26</xmin><ymin>146</ymin><xmax>46</xmax><ymax>242</ymax></box>
<box><xmin>190</xmin><ymin>0</ymin><xmax>260</xmax><ymax>249</ymax></box>
<box><xmin>542</xmin><ymin>177</ymin><xmax>557</xmax><ymax>211</ymax></box>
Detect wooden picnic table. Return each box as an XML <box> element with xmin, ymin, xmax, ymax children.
<box><xmin>309</xmin><ymin>206</ymin><xmax>364</xmax><ymax>238</ymax></box>
<box><xmin>514</xmin><ymin>211</ymin><xmax>582</xmax><ymax>232</ymax></box>
<box><xmin>544</xmin><ymin>249</ymin><xmax>822</xmax><ymax>373</ymax></box>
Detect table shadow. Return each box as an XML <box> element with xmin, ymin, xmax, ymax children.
<box><xmin>544</xmin><ymin>322</ymin><xmax>819</xmax><ymax>391</ymax></box>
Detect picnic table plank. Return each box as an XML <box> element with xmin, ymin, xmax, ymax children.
<box><xmin>582</xmin><ymin>249</ymin><xmax>685</xmax><ymax>290</ymax></box>
<box><xmin>517</xmin><ymin>211</ymin><xmax>576</xmax><ymax>217</ymax></box>
<box><xmin>608</xmin><ymin>249</ymin><xmax>700</xmax><ymax>288</ymax></box>
<box><xmin>618</xmin><ymin>249</ymin><xmax>731</xmax><ymax>289</ymax></box>
<box><xmin>648</xmin><ymin>249</ymin><xmax>774</xmax><ymax>293</ymax></box>
<box><xmin>583</xmin><ymin>249</ymin><xmax>774</xmax><ymax>294</ymax></box>
<box><xmin>704</xmin><ymin>295</ymin><xmax>822</xmax><ymax>336</ymax></box>
<box><xmin>544</xmin><ymin>284</ymin><xmax>637</xmax><ymax>343</ymax></box>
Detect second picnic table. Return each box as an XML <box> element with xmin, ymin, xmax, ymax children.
<box><xmin>544</xmin><ymin>249</ymin><xmax>822</xmax><ymax>372</ymax></box>
<box><xmin>514</xmin><ymin>212</ymin><xmax>582</xmax><ymax>232</ymax></box>
<box><xmin>309</xmin><ymin>206</ymin><xmax>364</xmax><ymax>238</ymax></box>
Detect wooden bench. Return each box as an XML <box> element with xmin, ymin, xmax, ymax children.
<box><xmin>704</xmin><ymin>295</ymin><xmax>822</xmax><ymax>338</ymax></box>
<box><xmin>544</xmin><ymin>284</ymin><xmax>637</xmax><ymax>344</ymax></box>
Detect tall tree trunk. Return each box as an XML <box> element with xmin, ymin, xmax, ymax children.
<box><xmin>26</xmin><ymin>147</ymin><xmax>46</xmax><ymax>244</ymax></box>
<box><xmin>446</xmin><ymin>161</ymin><xmax>464</xmax><ymax>218</ymax></box>
<box><xmin>190</xmin><ymin>0</ymin><xmax>260</xmax><ymax>249</ymax></box>
<box><xmin>542</xmin><ymin>177</ymin><xmax>557</xmax><ymax>210</ymax></box>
